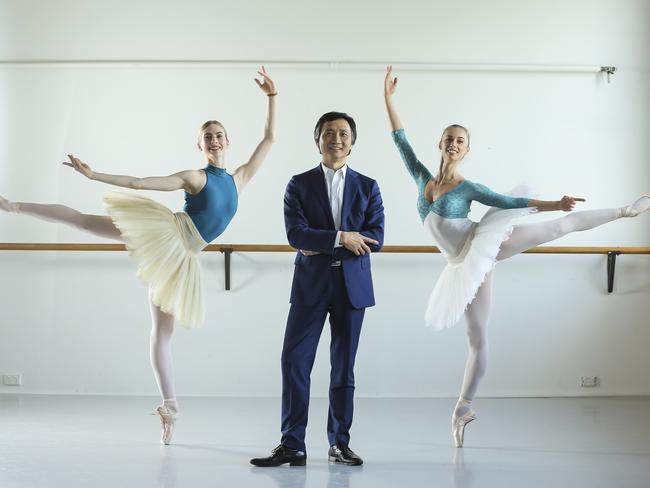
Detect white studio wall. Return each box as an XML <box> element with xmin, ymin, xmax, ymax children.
<box><xmin>1</xmin><ymin>0</ymin><xmax>649</xmax><ymax>398</ymax></box>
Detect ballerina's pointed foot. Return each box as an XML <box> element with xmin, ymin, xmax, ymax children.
<box><xmin>0</xmin><ymin>195</ymin><xmax>19</xmax><ymax>213</ymax></box>
<box><xmin>621</xmin><ymin>194</ymin><xmax>650</xmax><ymax>217</ymax></box>
<box><xmin>155</xmin><ymin>405</ymin><xmax>178</xmax><ymax>445</ymax></box>
<box><xmin>452</xmin><ymin>410</ymin><xmax>477</xmax><ymax>448</ymax></box>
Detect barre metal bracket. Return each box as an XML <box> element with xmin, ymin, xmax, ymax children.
<box><xmin>607</xmin><ymin>251</ymin><xmax>620</xmax><ymax>293</ymax></box>
<box><xmin>600</xmin><ymin>66</ymin><xmax>617</xmax><ymax>83</ymax></box>
<box><xmin>219</xmin><ymin>247</ymin><xmax>233</xmax><ymax>291</ymax></box>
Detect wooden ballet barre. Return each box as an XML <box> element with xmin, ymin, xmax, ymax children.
<box><xmin>1</xmin><ymin>243</ymin><xmax>648</xmax><ymax>293</ymax></box>
<box><xmin>1</xmin><ymin>243</ymin><xmax>649</xmax><ymax>254</ymax></box>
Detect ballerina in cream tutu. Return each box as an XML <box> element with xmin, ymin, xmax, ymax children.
<box><xmin>0</xmin><ymin>66</ymin><xmax>277</xmax><ymax>445</ymax></box>
<box><xmin>383</xmin><ymin>66</ymin><xmax>650</xmax><ymax>448</ymax></box>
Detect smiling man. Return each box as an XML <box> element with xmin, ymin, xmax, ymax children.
<box><xmin>251</xmin><ymin>111</ymin><xmax>385</xmax><ymax>467</ymax></box>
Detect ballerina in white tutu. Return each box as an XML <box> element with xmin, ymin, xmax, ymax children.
<box><xmin>383</xmin><ymin>66</ymin><xmax>650</xmax><ymax>448</ymax></box>
<box><xmin>0</xmin><ymin>66</ymin><xmax>277</xmax><ymax>445</ymax></box>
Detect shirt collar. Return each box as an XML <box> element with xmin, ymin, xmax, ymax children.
<box><xmin>321</xmin><ymin>162</ymin><xmax>347</xmax><ymax>179</ymax></box>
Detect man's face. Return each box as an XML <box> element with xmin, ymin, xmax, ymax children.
<box><xmin>317</xmin><ymin>119</ymin><xmax>353</xmax><ymax>161</ymax></box>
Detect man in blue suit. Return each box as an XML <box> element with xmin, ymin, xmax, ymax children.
<box><xmin>251</xmin><ymin>112</ymin><xmax>384</xmax><ymax>467</ymax></box>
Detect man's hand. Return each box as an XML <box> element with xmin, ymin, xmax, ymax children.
<box><xmin>340</xmin><ymin>231</ymin><xmax>379</xmax><ymax>256</ymax></box>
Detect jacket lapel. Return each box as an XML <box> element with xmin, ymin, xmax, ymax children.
<box><xmin>341</xmin><ymin>167</ymin><xmax>358</xmax><ymax>230</ymax></box>
<box><xmin>311</xmin><ymin>164</ymin><xmax>336</xmax><ymax>229</ymax></box>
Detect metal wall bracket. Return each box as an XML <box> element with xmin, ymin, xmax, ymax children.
<box><xmin>600</xmin><ymin>66</ymin><xmax>617</xmax><ymax>83</ymax></box>
<box><xmin>220</xmin><ymin>247</ymin><xmax>233</xmax><ymax>291</ymax></box>
<box><xmin>607</xmin><ymin>251</ymin><xmax>620</xmax><ymax>293</ymax></box>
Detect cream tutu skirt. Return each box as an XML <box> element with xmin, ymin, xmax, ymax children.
<box><xmin>104</xmin><ymin>191</ymin><xmax>208</xmax><ymax>328</ymax></box>
<box><xmin>424</xmin><ymin>190</ymin><xmax>537</xmax><ymax>331</ymax></box>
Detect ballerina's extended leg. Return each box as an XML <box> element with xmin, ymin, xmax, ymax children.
<box><xmin>1</xmin><ymin>196</ymin><xmax>122</xmax><ymax>241</ymax></box>
<box><xmin>495</xmin><ymin>200</ymin><xmax>646</xmax><ymax>261</ymax></box>
<box><xmin>149</xmin><ymin>289</ymin><xmax>179</xmax><ymax>445</ymax></box>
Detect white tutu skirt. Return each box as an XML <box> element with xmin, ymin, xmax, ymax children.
<box><xmin>104</xmin><ymin>191</ymin><xmax>208</xmax><ymax>328</ymax></box>
<box><xmin>424</xmin><ymin>202</ymin><xmax>536</xmax><ymax>331</ymax></box>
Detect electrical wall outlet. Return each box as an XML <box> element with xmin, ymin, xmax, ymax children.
<box><xmin>580</xmin><ymin>376</ymin><xmax>599</xmax><ymax>387</ymax></box>
<box><xmin>2</xmin><ymin>374</ymin><xmax>22</xmax><ymax>386</ymax></box>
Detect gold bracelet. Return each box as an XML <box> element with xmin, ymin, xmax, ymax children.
<box><xmin>267</xmin><ymin>92</ymin><xmax>278</xmax><ymax>97</ymax></box>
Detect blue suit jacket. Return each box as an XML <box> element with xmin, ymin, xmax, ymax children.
<box><xmin>284</xmin><ymin>164</ymin><xmax>385</xmax><ymax>309</ymax></box>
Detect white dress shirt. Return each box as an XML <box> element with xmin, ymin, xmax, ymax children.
<box><xmin>321</xmin><ymin>162</ymin><xmax>347</xmax><ymax>248</ymax></box>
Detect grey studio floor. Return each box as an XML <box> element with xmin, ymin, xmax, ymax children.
<box><xmin>1</xmin><ymin>395</ymin><xmax>649</xmax><ymax>488</ymax></box>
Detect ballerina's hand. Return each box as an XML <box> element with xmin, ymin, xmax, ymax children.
<box><xmin>559</xmin><ymin>195</ymin><xmax>586</xmax><ymax>211</ymax></box>
<box><xmin>384</xmin><ymin>65</ymin><xmax>398</xmax><ymax>97</ymax></box>
<box><xmin>254</xmin><ymin>65</ymin><xmax>277</xmax><ymax>95</ymax></box>
<box><xmin>63</xmin><ymin>154</ymin><xmax>94</xmax><ymax>179</ymax></box>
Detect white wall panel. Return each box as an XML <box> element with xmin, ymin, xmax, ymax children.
<box><xmin>1</xmin><ymin>0</ymin><xmax>648</xmax><ymax>397</ymax></box>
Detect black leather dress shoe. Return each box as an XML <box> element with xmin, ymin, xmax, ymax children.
<box><xmin>250</xmin><ymin>445</ymin><xmax>307</xmax><ymax>467</ymax></box>
<box><xmin>328</xmin><ymin>443</ymin><xmax>363</xmax><ymax>466</ymax></box>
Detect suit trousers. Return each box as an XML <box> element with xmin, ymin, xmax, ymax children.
<box><xmin>280</xmin><ymin>266</ymin><xmax>365</xmax><ymax>452</ymax></box>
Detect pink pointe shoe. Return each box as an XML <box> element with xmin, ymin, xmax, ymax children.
<box><xmin>621</xmin><ymin>194</ymin><xmax>650</xmax><ymax>217</ymax></box>
<box><xmin>0</xmin><ymin>196</ymin><xmax>19</xmax><ymax>213</ymax></box>
<box><xmin>155</xmin><ymin>404</ymin><xmax>178</xmax><ymax>445</ymax></box>
<box><xmin>452</xmin><ymin>410</ymin><xmax>477</xmax><ymax>448</ymax></box>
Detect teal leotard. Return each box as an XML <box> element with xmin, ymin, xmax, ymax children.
<box><xmin>184</xmin><ymin>164</ymin><xmax>238</xmax><ymax>242</ymax></box>
<box><xmin>391</xmin><ymin>129</ymin><xmax>529</xmax><ymax>221</ymax></box>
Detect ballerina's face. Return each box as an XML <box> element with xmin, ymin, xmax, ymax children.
<box><xmin>198</xmin><ymin>123</ymin><xmax>229</xmax><ymax>162</ymax></box>
<box><xmin>439</xmin><ymin>126</ymin><xmax>470</xmax><ymax>163</ymax></box>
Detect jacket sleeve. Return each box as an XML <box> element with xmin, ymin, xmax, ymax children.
<box><xmin>332</xmin><ymin>179</ymin><xmax>385</xmax><ymax>260</ymax></box>
<box><xmin>284</xmin><ymin>176</ymin><xmax>338</xmax><ymax>253</ymax></box>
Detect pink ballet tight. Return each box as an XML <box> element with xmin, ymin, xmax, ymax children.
<box><xmin>149</xmin><ymin>289</ymin><xmax>177</xmax><ymax>406</ymax></box>
<box><xmin>455</xmin><ymin>273</ymin><xmax>492</xmax><ymax>419</ymax></box>
<box><xmin>16</xmin><ymin>202</ymin><xmax>122</xmax><ymax>240</ymax></box>
<box><xmin>497</xmin><ymin>208</ymin><xmax>620</xmax><ymax>260</ymax></box>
